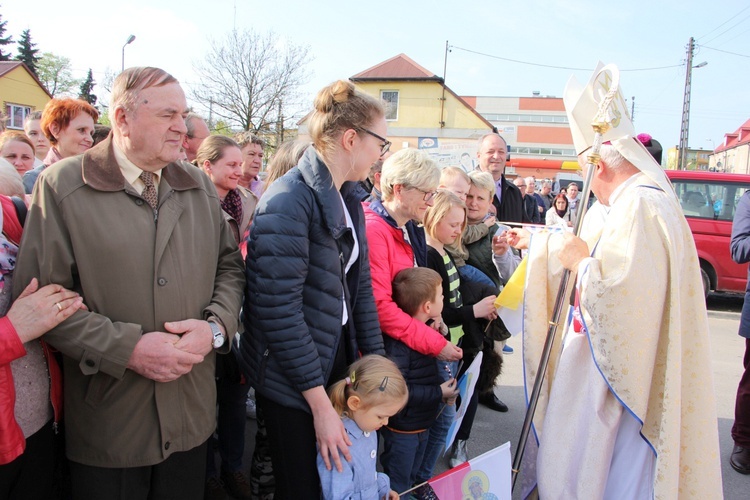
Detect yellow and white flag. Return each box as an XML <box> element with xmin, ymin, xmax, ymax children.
<box><xmin>495</xmin><ymin>257</ymin><xmax>527</xmax><ymax>336</ymax></box>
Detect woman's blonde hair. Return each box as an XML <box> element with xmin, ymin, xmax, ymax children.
<box><xmin>194</xmin><ymin>135</ymin><xmax>240</xmax><ymax>171</ymax></box>
<box><xmin>380</xmin><ymin>148</ymin><xmax>440</xmax><ymax>202</ymax></box>
<box><xmin>467</xmin><ymin>170</ymin><xmax>495</xmax><ymax>197</ymax></box>
<box><xmin>423</xmin><ymin>190</ymin><xmax>467</xmax><ymax>246</ymax></box>
<box><xmin>0</xmin><ymin>158</ymin><xmax>24</xmax><ymax>197</ymax></box>
<box><xmin>328</xmin><ymin>355</ymin><xmax>408</xmax><ymax>417</ymax></box>
<box><xmin>307</xmin><ymin>80</ymin><xmax>384</xmax><ymax>159</ymax></box>
<box><xmin>264</xmin><ymin>139</ymin><xmax>308</xmax><ymax>189</ymax></box>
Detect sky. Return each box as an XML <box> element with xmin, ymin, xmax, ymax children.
<box><xmin>3</xmin><ymin>0</ymin><xmax>749</xmax><ymax>153</ymax></box>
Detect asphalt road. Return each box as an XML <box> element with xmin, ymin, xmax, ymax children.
<box><xmin>236</xmin><ymin>292</ymin><xmax>748</xmax><ymax>499</ymax></box>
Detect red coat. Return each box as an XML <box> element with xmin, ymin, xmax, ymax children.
<box><xmin>364</xmin><ymin>204</ymin><xmax>447</xmax><ymax>357</ymax></box>
<box><xmin>0</xmin><ymin>196</ymin><xmax>63</xmax><ymax>465</ymax></box>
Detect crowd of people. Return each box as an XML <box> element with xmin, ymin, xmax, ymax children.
<box><xmin>0</xmin><ymin>64</ymin><xmax>728</xmax><ymax>500</ymax></box>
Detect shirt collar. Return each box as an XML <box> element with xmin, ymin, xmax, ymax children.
<box><xmin>112</xmin><ymin>140</ymin><xmax>162</xmax><ymax>187</ymax></box>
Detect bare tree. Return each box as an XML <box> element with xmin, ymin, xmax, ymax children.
<box><xmin>192</xmin><ymin>29</ymin><xmax>311</xmax><ymax>133</ymax></box>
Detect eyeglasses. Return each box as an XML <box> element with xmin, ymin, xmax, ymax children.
<box><xmin>414</xmin><ymin>187</ymin><xmax>438</xmax><ymax>202</ymax></box>
<box><xmin>358</xmin><ymin>128</ymin><xmax>391</xmax><ymax>156</ymax></box>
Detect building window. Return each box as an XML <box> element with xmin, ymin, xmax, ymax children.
<box><xmin>381</xmin><ymin>91</ymin><xmax>399</xmax><ymax>121</ymax></box>
<box><xmin>483</xmin><ymin>112</ymin><xmax>569</xmax><ymax>124</ymax></box>
<box><xmin>5</xmin><ymin>103</ymin><xmax>31</xmax><ymax>130</ymax></box>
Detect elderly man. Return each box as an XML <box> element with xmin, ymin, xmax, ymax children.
<box><xmin>13</xmin><ymin>67</ymin><xmax>245</xmax><ymax>499</ymax></box>
<box><xmin>509</xmin><ymin>141</ymin><xmax>721</xmax><ymax>498</ymax></box>
<box><xmin>513</xmin><ymin>176</ymin><xmax>541</xmax><ymax>224</ymax></box>
<box><xmin>235</xmin><ymin>132</ymin><xmax>265</xmax><ymax>198</ymax></box>
<box><xmin>538</xmin><ymin>179</ymin><xmax>553</xmax><ymax>212</ymax></box>
<box><xmin>476</xmin><ymin>133</ymin><xmax>523</xmax><ymax>223</ymax></box>
<box><xmin>182</xmin><ymin>113</ymin><xmax>210</xmax><ymax>162</ymax></box>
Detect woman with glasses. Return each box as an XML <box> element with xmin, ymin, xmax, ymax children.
<box><xmin>240</xmin><ymin>80</ymin><xmax>387</xmax><ymax>499</ymax></box>
<box><xmin>364</xmin><ymin>149</ymin><xmax>464</xmax><ymax>489</ymax></box>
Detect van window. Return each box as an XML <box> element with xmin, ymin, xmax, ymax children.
<box><xmin>670</xmin><ymin>179</ymin><xmax>748</xmax><ymax>221</ymax></box>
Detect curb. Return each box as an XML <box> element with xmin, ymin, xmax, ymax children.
<box><xmin>708</xmin><ymin>310</ymin><xmax>741</xmax><ymax>320</ymax></box>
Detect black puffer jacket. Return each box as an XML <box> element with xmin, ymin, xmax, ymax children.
<box><xmin>383</xmin><ymin>336</ymin><xmax>442</xmax><ymax>431</ymax></box>
<box><xmin>240</xmin><ymin>146</ymin><xmax>384</xmax><ymax>412</ymax></box>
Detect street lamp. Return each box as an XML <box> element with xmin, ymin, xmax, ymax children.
<box><xmin>121</xmin><ymin>35</ymin><xmax>136</xmax><ymax>72</ymax></box>
<box><xmin>678</xmin><ymin>36</ymin><xmax>707</xmax><ymax>170</ymax></box>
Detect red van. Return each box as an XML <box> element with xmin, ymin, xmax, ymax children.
<box><xmin>665</xmin><ymin>170</ymin><xmax>750</xmax><ymax>297</ymax></box>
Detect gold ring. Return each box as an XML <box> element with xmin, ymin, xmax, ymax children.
<box><xmin>55</xmin><ymin>302</ymin><xmax>62</xmax><ymax>312</ymax></box>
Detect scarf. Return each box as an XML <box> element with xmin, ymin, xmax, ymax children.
<box><xmin>221</xmin><ymin>188</ymin><xmax>243</xmax><ymax>226</ymax></box>
<box><xmin>556</xmin><ymin>207</ymin><xmax>568</xmax><ymax>218</ymax></box>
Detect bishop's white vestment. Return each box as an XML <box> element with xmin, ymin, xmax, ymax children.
<box><xmin>520</xmin><ymin>173</ymin><xmax>722</xmax><ymax>499</ymax></box>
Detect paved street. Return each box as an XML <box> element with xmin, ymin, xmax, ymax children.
<box><xmin>238</xmin><ymin>293</ymin><xmax>748</xmax><ymax>499</ymax></box>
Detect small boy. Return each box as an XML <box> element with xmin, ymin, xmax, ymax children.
<box><xmin>439</xmin><ymin>167</ymin><xmax>496</xmax><ymax>287</ymax></box>
<box><xmin>380</xmin><ymin>267</ymin><xmax>458</xmax><ymax>495</ymax></box>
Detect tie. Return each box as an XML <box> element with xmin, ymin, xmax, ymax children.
<box><xmin>139</xmin><ymin>171</ymin><xmax>158</xmax><ymax>212</ymax></box>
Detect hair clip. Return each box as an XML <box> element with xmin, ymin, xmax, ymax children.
<box><xmin>345</xmin><ymin>377</ymin><xmax>352</xmax><ymax>386</ymax></box>
<box><xmin>379</xmin><ymin>376</ymin><xmax>389</xmax><ymax>392</ymax></box>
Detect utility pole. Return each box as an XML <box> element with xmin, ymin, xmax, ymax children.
<box><xmin>439</xmin><ymin>40</ymin><xmax>449</xmax><ymax>129</ymax></box>
<box><xmin>630</xmin><ymin>96</ymin><xmax>635</xmax><ymax>122</ymax></box>
<box><xmin>678</xmin><ymin>37</ymin><xmax>695</xmax><ymax>170</ymax></box>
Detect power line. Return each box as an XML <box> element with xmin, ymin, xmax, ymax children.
<box><xmin>700</xmin><ymin>12</ymin><xmax>750</xmax><ymax>46</ymax></box>
<box><xmin>450</xmin><ymin>45</ymin><xmax>682</xmax><ymax>72</ymax></box>
<box><xmin>699</xmin><ymin>45</ymin><xmax>750</xmax><ymax>59</ymax></box>
<box><xmin>697</xmin><ymin>5</ymin><xmax>750</xmax><ymax>42</ymax></box>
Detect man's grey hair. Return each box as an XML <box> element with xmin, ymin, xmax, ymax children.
<box><xmin>111</xmin><ymin>67</ymin><xmax>179</xmax><ymax>113</ymax></box>
<box><xmin>476</xmin><ymin>132</ymin><xmax>507</xmax><ymax>151</ymax></box>
<box><xmin>185</xmin><ymin>113</ymin><xmax>207</xmax><ymax>138</ymax></box>
<box><xmin>598</xmin><ymin>144</ymin><xmax>630</xmax><ymax>172</ymax></box>
<box><xmin>234</xmin><ymin>131</ymin><xmax>266</xmax><ymax>149</ymax></box>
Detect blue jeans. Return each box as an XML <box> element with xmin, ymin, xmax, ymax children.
<box><xmin>414</xmin><ymin>360</ymin><xmax>458</xmax><ymax>484</ymax></box>
<box><xmin>458</xmin><ymin>264</ymin><xmax>496</xmax><ymax>288</ymax></box>
<box><xmin>379</xmin><ymin>426</ymin><xmax>429</xmax><ymax>494</ymax></box>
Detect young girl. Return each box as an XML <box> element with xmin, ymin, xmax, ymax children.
<box><xmin>418</xmin><ymin>191</ymin><xmax>499</xmax><ymax>477</ymax></box>
<box><xmin>318</xmin><ymin>355</ymin><xmax>408</xmax><ymax>500</ymax></box>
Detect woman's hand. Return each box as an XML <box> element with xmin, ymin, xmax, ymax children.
<box><xmin>303</xmin><ymin>386</ymin><xmax>351</xmax><ymax>472</ymax></box>
<box><xmin>492</xmin><ymin>231</ymin><xmax>510</xmax><ymax>256</ymax></box>
<box><xmin>437</xmin><ymin>342</ymin><xmax>462</xmax><ymax>361</ymax></box>
<box><xmin>7</xmin><ymin>278</ymin><xmax>84</xmax><ymax>343</ymax></box>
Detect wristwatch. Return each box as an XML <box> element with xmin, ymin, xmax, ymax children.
<box><xmin>209</xmin><ymin>321</ymin><xmax>225</xmax><ymax>349</ymax></box>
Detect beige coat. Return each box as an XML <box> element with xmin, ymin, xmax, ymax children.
<box><xmin>12</xmin><ymin>137</ymin><xmax>245</xmax><ymax>467</ymax></box>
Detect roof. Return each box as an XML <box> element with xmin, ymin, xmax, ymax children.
<box><xmin>715</xmin><ymin>118</ymin><xmax>750</xmax><ymax>153</ymax></box>
<box><xmin>350</xmin><ymin>53</ymin><xmax>443</xmax><ymax>82</ymax></box>
<box><xmin>0</xmin><ymin>61</ymin><xmax>53</xmax><ymax>99</ymax></box>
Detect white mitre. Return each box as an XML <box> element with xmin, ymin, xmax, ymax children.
<box><xmin>562</xmin><ymin>63</ymin><xmax>675</xmax><ymax>197</ymax></box>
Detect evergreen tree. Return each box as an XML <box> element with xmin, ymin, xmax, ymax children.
<box><xmin>15</xmin><ymin>29</ymin><xmax>40</xmax><ymax>75</ymax></box>
<box><xmin>0</xmin><ymin>11</ymin><xmax>13</xmax><ymax>61</ymax></box>
<box><xmin>78</xmin><ymin>69</ymin><xmax>97</xmax><ymax>106</ymax></box>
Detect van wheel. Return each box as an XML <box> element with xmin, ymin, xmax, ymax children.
<box><xmin>700</xmin><ymin>268</ymin><xmax>711</xmax><ymax>298</ymax></box>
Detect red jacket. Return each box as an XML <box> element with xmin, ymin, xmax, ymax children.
<box><xmin>364</xmin><ymin>204</ymin><xmax>447</xmax><ymax>357</ymax></box>
<box><xmin>0</xmin><ymin>196</ymin><xmax>63</xmax><ymax>465</ymax></box>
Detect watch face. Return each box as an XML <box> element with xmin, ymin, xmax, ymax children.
<box><xmin>213</xmin><ymin>335</ymin><xmax>225</xmax><ymax>348</ymax></box>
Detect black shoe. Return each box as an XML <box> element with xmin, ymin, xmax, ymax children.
<box><xmin>479</xmin><ymin>393</ymin><xmax>508</xmax><ymax>412</ymax></box>
<box><xmin>220</xmin><ymin>470</ymin><xmax>252</xmax><ymax>499</ymax></box>
<box><xmin>731</xmin><ymin>444</ymin><xmax>750</xmax><ymax>474</ymax></box>
<box><xmin>204</xmin><ymin>476</ymin><xmax>226</xmax><ymax>500</ymax></box>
